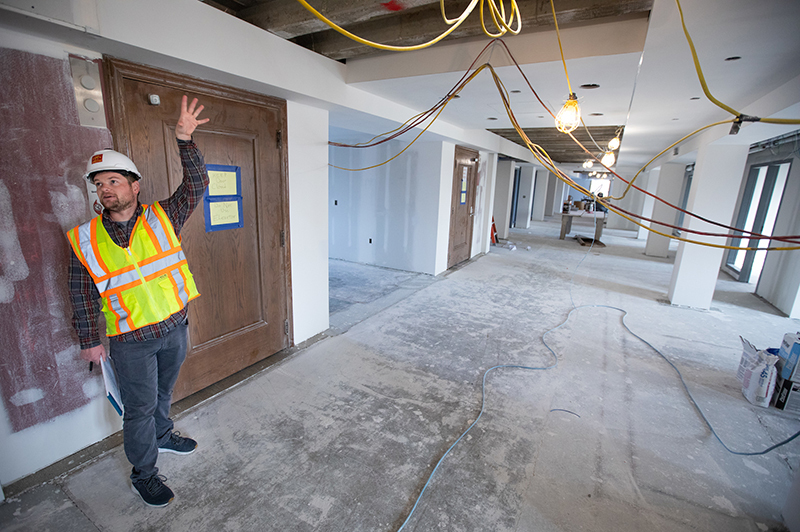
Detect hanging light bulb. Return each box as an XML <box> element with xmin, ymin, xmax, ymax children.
<box><xmin>607</xmin><ymin>135</ymin><xmax>621</xmax><ymax>151</ymax></box>
<box><xmin>585</xmin><ymin>159</ymin><xmax>593</xmax><ymax>168</ymax></box>
<box><xmin>555</xmin><ymin>94</ymin><xmax>580</xmax><ymax>133</ymax></box>
<box><xmin>601</xmin><ymin>151</ymin><xmax>616</xmax><ymax>167</ymax></box>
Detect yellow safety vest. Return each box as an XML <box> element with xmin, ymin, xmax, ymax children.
<box><xmin>67</xmin><ymin>202</ymin><xmax>200</xmax><ymax>337</ymax></box>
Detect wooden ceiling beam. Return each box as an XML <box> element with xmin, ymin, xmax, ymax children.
<box><xmin>238</xmin><ymin>0</ymin><xmax>441</xmax><ymax>39</ymax></box>
<box><xmin>288</xmin><ymin>0</ymin><xmax>652</xmax><ymax>60</ymax></box>
<box><xmin>490</xmin><ymin>126</ymin><xmax>624</xmax><ymax>163</ymax></box>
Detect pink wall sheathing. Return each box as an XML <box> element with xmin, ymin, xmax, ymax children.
<box><xmin>0</xmin><ymin>48</ymin><xmax>113</xmax><ymax>432</ymax></box>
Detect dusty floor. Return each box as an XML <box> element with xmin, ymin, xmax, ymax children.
<box><xmin>2</xmin><ymin>217</ymin><xmax>799</xmax><ymax>531</ymax></box>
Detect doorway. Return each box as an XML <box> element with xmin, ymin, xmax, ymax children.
<box><xmin>104</xmin><ymin>58</ymin><xmax>292</xmax><ymax>401</ymax></box>
<box><xmin>447</xmin><ymin>146</ymin><xmax>479</xmax><ymax>269</ymax></box>
<box><xmin>725</xmin><ymin>161</ymin><xmax>791</xmax><ymax>283</ymax></box>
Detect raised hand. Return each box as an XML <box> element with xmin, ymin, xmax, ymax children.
<box><xmin>175</xmin><ymin>95</ymin><xmax>210</xmax><ymax>141</ymax></box>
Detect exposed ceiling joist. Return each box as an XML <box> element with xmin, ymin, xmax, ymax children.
<box><xmin>203</xmin><ymin>0</ymin><xmax>653</xmax><ymax>60</ymax></box>
<box><xmin>490</xmin><ymin>125</ymin><xmax>624</xmax><ymax>164</ymax></box>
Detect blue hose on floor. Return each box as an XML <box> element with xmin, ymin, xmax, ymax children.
<box><xmin>396</xmin><ymin>215</ymin><xmax>800</xmax><ymax>531</ymax></box>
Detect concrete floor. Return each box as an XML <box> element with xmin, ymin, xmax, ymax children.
<box><xmin>3</xmin><ymin>217</ymin><xmax>800</xmax><ymax>532</ymax></box>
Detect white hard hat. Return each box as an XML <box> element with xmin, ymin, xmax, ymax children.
<box><xmin>84</xmin><ymin>149</ymin><xmax>142</xmax><ymax>181</ymax></box>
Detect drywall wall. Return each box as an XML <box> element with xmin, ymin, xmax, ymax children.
<box><xmin>493</xmin><ymin>160</ymin><xmax>515</xmax><ymax>240</ymax></box>
<box><xmin>0</xmin><ymin>46</ymin><xmax>122</xmax><ymax>486</ymax></box>
<box><xmin>434</xmin><ymin>142</ymin><xmax>456</xmax><ymax>274</ymax></box>
<box><xmin>669</xmin><ymin>144</ymin><xmax>750</xmax><ymax>309</ymax></box>
<box><xmin>754</xmin><ymin>149</ymin><xmax>800</xmax><ymax>318</ymax></box>
<box><xmin>473</xmin><ymin>151</ymin><xmax>498</xmax><ymax>257</ymax></box>
<box><xmin>637</xmin><ymin>169</ymin><xmax>658</xmax><ymax>240</ymax></box>
<box><xmin>287</xmin><ymin>101</ymin><xmax>330</xmax><ymax>342</ymax></box>
<box><xmin>531</xmin><ymin>168</ymin><xmax>549</xmax><ymax>222</ymax></box>
<box><xmin>514</xmin><ymin>166</ymin><xmax>535</xmax><ymax>228</ymax></box>
<box><xmin>645</xmin><ymin>163</ymin><xmax>685</xmax><ymax>257</ymax></box>
<box><xmin>329</xmin><ymin>132</ymin><xmax>448</xmax><ymax>275</ymax></box>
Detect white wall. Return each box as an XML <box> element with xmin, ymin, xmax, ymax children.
<box><xmin>754</xmin><ymin>149</ymin><xmax>800</xmax><ymax>318</ymax></box>
<box><xmin>493</xmin><ymin>160</ymin><xmax>516</xmax><ymax>240</ymax></box>
<box><xmin>551</xmin><ymin>172</ymin><xmax>566</xmax><ymax>213</ymax></box>
<box><xmin>669</xmin><ymin>144</ymin><xmax>750</xmax><ymax>309</ymax></box>
<box><xmin>645</xmin><ymin>163</ymin><xmax>685</xmax><ymax>257</ymax></box>
<box><xmin>0</xmin><ymin>386</ymin><xmax>123</xmax><ymax>489</ymax></box>
<box><xmin>637</xmin><ymin>169</ymin><xmax>658</xmax><ymax>240</ymax></box>
<box><xmin>514</xmin><ymin>165</ymin><xmax>535</xmax><ymax>228</ymax></box>
<box><xmin>435</xmin><ymin>143</ymin><xmax>457</xmax><ymax>274</ymax></box>
<box><xmin>531</xmin><ymin>168</ymin><xmax>549</xmax><ymax>222</ymax></box>
<box><xmin>544</xmin><ymin>172</ymin><xmax>557</xmax><ymax>216</ymax></box>
<box><xmin>606</xmin><ymin>169</ymin><xmax>647</xmax><ymax>232</ymax></box>
<box><xmin>472</xmin><ymin>151</ymin><xmax>498</xmax><ymax>257</ymax></box>
<box><xmin>329</xmin><ymin>135</ymin><xmax>450</xmax><ymax>275</ymax></box>
<box><xmin>287</xmin><ymin>101</ymin><xmax>330</xmax><ymax>343</ymax></box>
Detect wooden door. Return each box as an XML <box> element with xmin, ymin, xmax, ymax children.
<box><xmin>105</xmin><ymin>58</ymin><xmax>291</xmax><ymax>401</ymax></box>
<box><xmin>447</xmin><ymin>146</ymin><xmax>479</xmax><ymax>268</ymax></box>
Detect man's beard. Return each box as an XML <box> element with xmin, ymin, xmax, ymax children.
<box><xmin>102</xmin><ymin>195</ymin><xmax>136</xmax><ymax>212</ymax></box>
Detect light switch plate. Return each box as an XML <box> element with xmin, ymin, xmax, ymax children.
<box><xmin>69</xmin><ymin>56</ymin><xmax>107</xmax><ymax>129</ymax></box>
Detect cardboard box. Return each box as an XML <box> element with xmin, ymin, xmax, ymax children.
<box><xmin>773</xmin><ymin>376</ymin><xmax>800</xmax><ymax>417</ymax></box>
<box><xmin>778</xmin><ymin>332</ymin><xmax>800</xmax><ymax>381</ymax></box>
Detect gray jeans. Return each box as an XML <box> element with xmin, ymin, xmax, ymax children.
<box><xmin>110</xmin><ymin>321</ymin><xmax>188</xmax><ymax>481</ymax></box>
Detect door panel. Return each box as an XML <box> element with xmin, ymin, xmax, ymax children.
<box><xmin>105</xmin><ymin>59</ymin><xmax>291</xmax><ymax>401</ymax></box>
<box><xmin>447</xmin><ymin>146</ymin><xmax>479</xmax><ymax>268</ymax></box>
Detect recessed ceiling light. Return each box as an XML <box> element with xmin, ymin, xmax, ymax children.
<box><xmin>724</xmin><ymin>56</ymin><xmax>741</xmax><ymax>62</ymax></box>
<box><xmin>690</xmin><ymin>96</ymin><xmax>700</xmax><ymax>100</ymax></box>
<box><xmin>487</xmin><ymin>117</ymin><xmax>498</xmax><ymax>121</ymax></box>
<box><xmin>589</xmin><ymin>112</ymin><xmax>604</xmax><ymax>116</ymax></box>
<box><xmin>510</xmin><ymin>90</ymin><xmax>521</xmax><ymax>94</ymax></box>
<box><xmin>538</xmin><ymin>115</ymin><xmax>545</xmax><ymax>119</ymax></box>
<box><xmin>672</xmin><ymin>118</ymin><xmax>680</xmax><ymax>121</ymax></box>
<box><xmin>580</xmin><ymin>83</ymin><xmax>600</xmax><ymax>90</ymax></box>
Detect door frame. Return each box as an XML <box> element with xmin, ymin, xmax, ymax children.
<box><xmin>102</xmin><ymin>56</ymin><xmax>294</xmax><ymax>347</ymax></box>
<box><xmin>447</xmin><ymin>146</ymin><xmax>479</xmax><ymax>269</ymax></box>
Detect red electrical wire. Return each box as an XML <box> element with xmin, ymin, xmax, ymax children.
<box><xmin>330</xmin><ymin>38</ymin><xmax>800</xmax><ymax>245</ymax></box>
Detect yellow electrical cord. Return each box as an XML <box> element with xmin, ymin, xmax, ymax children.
<box><xmin>675</xmin><ymin>0</ymin><xmax>800</xmax><ymax>127</ymax></box>
<box><xmin>331</xmin><ymin>60</ymin><xmax>800</xmax><ymax>250</ymax></box>
<box><xmin>598</xmin><ymin>0</ymin><xmax>800</xmax><ymax>202</ymax></box>
<box><xmin>329</xmin><ymin>104</ymin><xmax>448</xmax><ymax>171</ymax></box>
<box><xmin>598</xmin><ymin>120</ymin><xmax>734</xmax><ymax>200</ymax></box>
<box><xmin>294</xmin><ymin>0</ymin><xmax>521</xmax><ymax>52</ymax></box>
<box><xmin>550</xmin><ymin>0</ymin><xmax>573</xmax><ymax>95</ymax></box>
<box><xmin>330</xmin><ymin>65</ymin><xmax>491</xmax><ymax>171</ymax></box>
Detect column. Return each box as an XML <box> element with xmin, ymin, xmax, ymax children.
<box><xmin>637</xmin><ymin>168</ymin><xmax>659</xmax><ymax>240</ymax></box>
<box><xmin>544</xmin><ymin>172</ymin><xmax>557</xmax><ymax>216</ymax></box>
<box><xmin>514</xmin><ymin>165</ymin><xmax>535</xmax><ymax>228</ymax></box>
<box><xmin>668</xmin><ymin>144</ymin><xmax>749</xmax><ymax>309</ymax></box>
<box><xmin>531</xmin><ymin>168</ymin><xmax>549</xmax><ymax>221</ymax></box>
<box><xmin>493</xmin><ymin>159</ymin><xmax>516</xmax><ymax>240</ymax></box>
<box><xmin>645</xmin><ymin>163</ymin><xmax>684</xmax><ymax>257</ymax></box>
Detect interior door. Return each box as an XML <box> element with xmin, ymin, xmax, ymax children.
<box><xmin>105</xmin><ymin>58</ymin><xmax>291</xmax><ymax>401</ymax></box>
<box><xmin>447</xmin><ymin>146</ymin><xmax>479</xmax><ymax>269</ymax></box>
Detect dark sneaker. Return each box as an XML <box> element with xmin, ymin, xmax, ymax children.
<box><xmin>158</xmin><ymin>431</ymin><xmax>197</xmax><ymax>455</ymax></box>
<box><xmin>131</xmin><ymin>474</ymin><xmax>174</xmax><ymax>507</ymax></box>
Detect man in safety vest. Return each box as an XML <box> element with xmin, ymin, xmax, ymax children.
<box><xmin>67</xmin><ymin>96</ymin><xmax>209</xmax><ymax>507</ymax></box>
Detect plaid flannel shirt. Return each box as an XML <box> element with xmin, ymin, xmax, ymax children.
<box><xmin>68</xmin><ymin>139</ymin><xmax>208</xmax><ymax>349</ymax></box>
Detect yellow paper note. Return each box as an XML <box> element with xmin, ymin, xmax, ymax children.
<box><xmin>207</xmin><ymin>170</ymin><xmax>238</xmax><ymax>196</ymax></box>
<box><xmin>209</xmin><ymin>201</ymin><xmax>239</xmax><ymax>226</ymax></box>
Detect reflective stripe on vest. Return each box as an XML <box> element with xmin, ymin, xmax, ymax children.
<box><xmin>67</xmin><ymin>202</ymin><xmax>200</xmax><ymax>336</ymax></box>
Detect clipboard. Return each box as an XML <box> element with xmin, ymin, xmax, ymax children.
<box><xmin>100</xmin><ymin>358</ymin><xmax>124</xmax><ymax>416</ymax></box>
